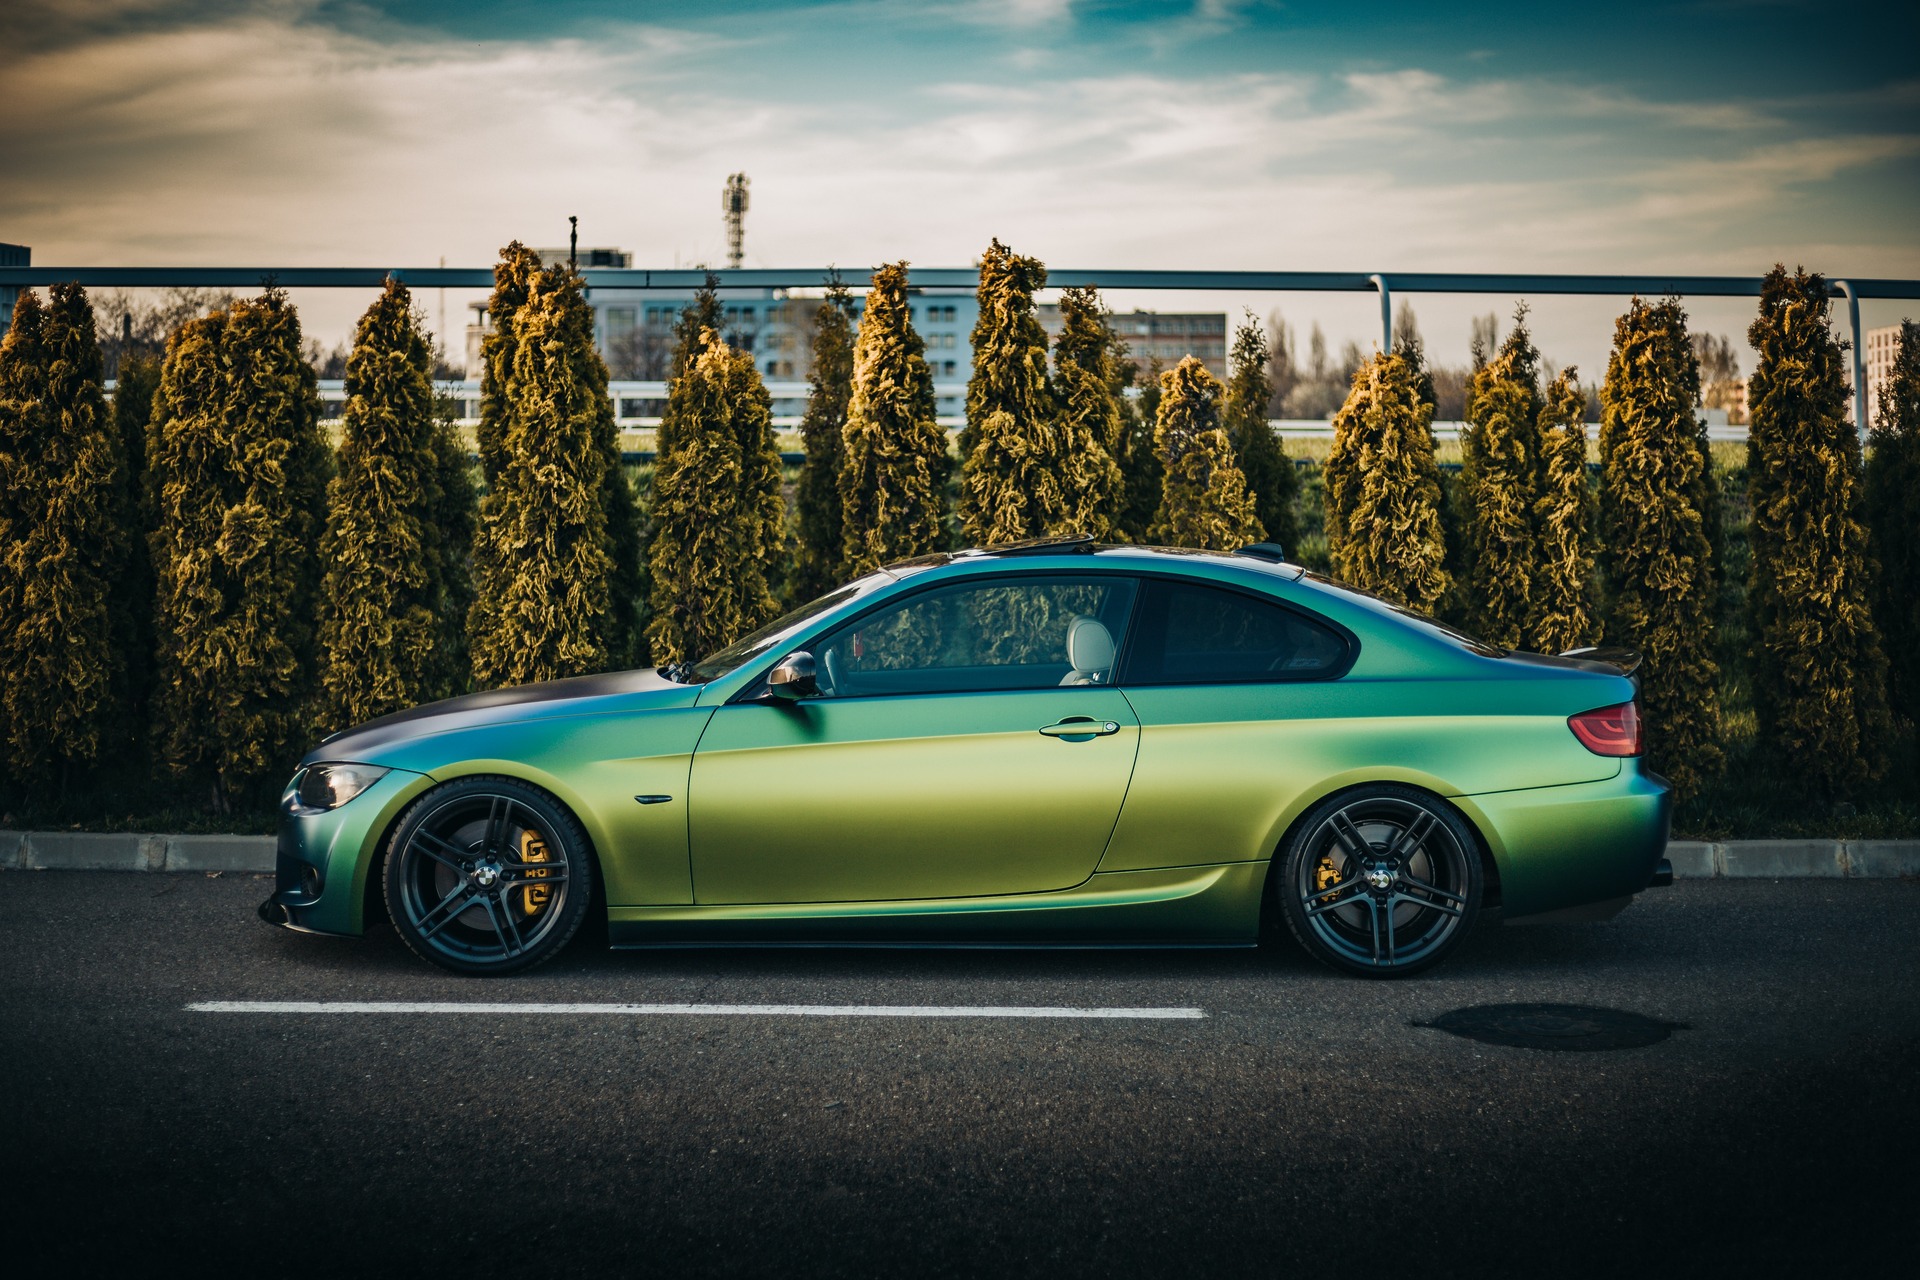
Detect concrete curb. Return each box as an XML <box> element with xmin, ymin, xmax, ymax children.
<box><xmin>4</xmin><ymin>832</ymin><xmax>277</xmax><ymax>873</ymax></box>
<box><xmin>1</xmin><ymin>832</ymin><xmax>1917</xmax><ymax>877</ymax></box>
<box><xmin>1664</xmin><ymin>840</ymin><xmax>1920</xmax><ymax>878</ymax></box>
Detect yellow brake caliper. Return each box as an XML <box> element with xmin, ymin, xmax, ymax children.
<box><xmin>519</xmin><ymin>829</ymin><xmax>552</xmax><ymax>916</ymax></box>
<box><xmin>1315</xmin><ymin>854</ymin><xmax>1343</xmax><ymax>902</ymax></box>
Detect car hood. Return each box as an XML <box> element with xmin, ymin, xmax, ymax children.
<box><xmin>307</xmin><ymin>668</ymin><xmax>704</xmax><ymax>764</ymax></box>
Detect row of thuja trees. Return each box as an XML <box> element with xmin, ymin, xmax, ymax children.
<box><xmin>1324</xmin><ymin>275</ymin><xmax>1916</xmax><ymax>807</ymax></box>
<box><xmin>0</xmin><ymin>244</ymin><xmax>1915</xmax><ymax>822</ymax></box>
<box><xmin>0</xmin><ymin>240</ymin><xmax>1287</xmax><ymax>814</ymax></box>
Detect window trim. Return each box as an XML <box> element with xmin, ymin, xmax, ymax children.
<box><xmin>1111</xmin><ymin>575</ymin><xmax>1359</xmax><ymax>689</ymax></box>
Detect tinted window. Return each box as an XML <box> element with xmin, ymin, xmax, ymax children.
<box><xmin>813</xmin><ymin>576</ymin><xmax>1138</xmax><ymax>698</ymax></box>
<box><xmin>1122</xmin><ymin>580</ymin><xmax>1348</xmax><ymax>684</ymax></box>
<box><xmin>1298</xmin><ymin>571</ymin><xmax>1508</xmax><ymax>657</ymax></box>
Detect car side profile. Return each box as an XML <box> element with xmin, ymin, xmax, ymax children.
<box><xmin>260</xmin><ymin>538</ymin><xmax>1672</xmax><ymax>978</ymax></box>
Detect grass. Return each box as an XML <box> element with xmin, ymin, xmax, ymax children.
<box><xmin>1</xmin><ymin>782</ymin><xmax>280</xmax><ymax>835</ymax></box>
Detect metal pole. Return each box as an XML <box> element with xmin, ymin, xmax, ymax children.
<box><xmin>1370</xmin><ymin>274</ymin><xmax>1392</xmax><ymax>353</ymax></box>
<box><xmin>1833</xmin><ymin>280</ymin><xmax>1868</xmax><ymax>440</ymax></box>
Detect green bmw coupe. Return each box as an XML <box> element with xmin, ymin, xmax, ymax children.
<box><xmin>261</xmin><ymin>537</ymin><xmax>1671</xmax><ymax>978</ymax></box>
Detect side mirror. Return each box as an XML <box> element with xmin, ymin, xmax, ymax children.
<box><xmin>766</xmin><ymin>651</ymin><xmax>820</xmax><ymax>701</ymax></box>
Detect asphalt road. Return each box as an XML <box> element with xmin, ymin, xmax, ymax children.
<box><xmin>3</xmin><ymin>873</ymin><xmax>1917</xmax><ymax>1278</ymax></box>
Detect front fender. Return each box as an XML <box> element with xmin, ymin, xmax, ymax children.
<box><xmin>269</xmin><ymin>765</ymin><xmax>439</xmax><ymax>937</ymax></box>
<box><xmin>355</xmin><ymin>707</ymin><xmax>714</xmax><ymax>907</ymax></box>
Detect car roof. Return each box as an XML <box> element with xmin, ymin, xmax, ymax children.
<box><xmin>885</xmin><ymin>542</ymin><xmax>1307</xmax><ymax>584</ymax></box>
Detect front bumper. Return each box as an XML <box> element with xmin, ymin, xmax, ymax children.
<box><xmin>260</xmin><ymin>766</ymin><xmax>436</xmax><ymax>938</ymax></box>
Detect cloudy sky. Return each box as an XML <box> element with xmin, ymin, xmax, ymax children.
<box><xmin>3</xmin><ymin>0</ymin><xmax>1916</xmax><ymax>374</ymax></box>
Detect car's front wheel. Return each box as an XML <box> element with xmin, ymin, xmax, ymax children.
<box><xmin>384</xmin><ymin>777</ymin><xmax>594</xmax><ymax>976</ymax></box>
<box><xmin>1278</xmin><ymin>785</ymin><xmax>1481</xmax><ymax>978</ymax></box>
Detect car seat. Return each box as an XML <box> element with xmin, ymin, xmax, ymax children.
<box><xmin>1059</xmin><ymin>616</ymin><xmax>1116</xmax><ymax>686</ymax></box>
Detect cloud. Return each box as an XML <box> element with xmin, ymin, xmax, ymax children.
<box><xmin>942</xmin><ymin>0</ymin><xmax>1076</xmax><ymax>28</ymax></box>
<box><xmin>1</xmin><ymin>2</ymin><xmax>1912</xmax><ymax>369</ymax></box>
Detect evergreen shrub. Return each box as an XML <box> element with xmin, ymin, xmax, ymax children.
<box><xmin>839</xmin><ymin>263</ymin><xmax>949</xmax><ymax>576</ymax></box>
<box><xmin>1224</xmin><ymin>312</ymin><xmax>1298</xmax><ymax>554</ymax></box>
<box><xmin>1323</xmin><ymin>352</ymin><xmax>1450</xmax><ymax>613</ymax></box>
<box><xmin>791</xmin><ymin>278</ymin><xmax>857</xmax><ymax>601</ymax></box>
<box><xmin>1148</xmin><ymin>356</ymin><xmax>1261</xmax><ymax>550</ymax></box>
<box><xmin>467</xmin><ymin>266</ymin><xmax>614</xmax><ymax>688</ymax></box>
<box><xmin>314</xmin><ymin>279</ymin><xmax>471</xmax><ymax>731</ymax></box>
<box><xmin>1600</xmin><ymin>297</ymin><xmax>1723</xmax><ymax>797</ymax></box>
<box><xmin>147</xmin><ymin>289</ymin><xmax>329</xmax><ymax>808</ymax></box>
<box><xmin>647</xmin><ymin>332</ymin><xmax>785</xmax><ymax>665</ymax></box>
<box><xmin>1051</xmin><ymin>285</ymin><xmax>1126</xmax><ymax>540</ymax></box>
<box><xmin>0</xmin><ymin>285</ymin><xmax>133</xmax><ymax>784</ymax></box>
<box><xmin>1745</xmin><ymin>267</ymin><xmax>1890</xmax><ymax>796</ymax></box>
<box><xmin>1864</xmin><ymin>320</ymin><xmax>1920</xmax><ymax>727</ymax></box>
<box><xmin>1461</xmin><ymin>314</ymin><xmax>1547</xmax><ymax>647</ymax></box>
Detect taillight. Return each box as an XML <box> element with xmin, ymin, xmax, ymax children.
<box><xmin>1569</xmin><ymin>702</ymin><xmax>1642</xmax><ymax>756</ymax></box>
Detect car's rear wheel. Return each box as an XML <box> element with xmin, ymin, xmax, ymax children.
<box><xmin>383</xmin><ymin>777</ymin><xmax>594</xmax><ymax>976</ymax></box>
<box><xmin>1278</xmin><ymin>785</ymin><xmax>1481</xmax><ymax>978</ymax></box>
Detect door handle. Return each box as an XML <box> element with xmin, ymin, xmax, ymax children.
<box><xmin>1038</xmin><ymin>718</ymin><xmax>1122</xmax><ymax>739</ymax></box>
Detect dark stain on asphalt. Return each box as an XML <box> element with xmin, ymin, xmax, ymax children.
<box><xmin>1417</xmin><ymin>1002</ymin><xmax>1690</xmax><ymax>1051</ymax></box>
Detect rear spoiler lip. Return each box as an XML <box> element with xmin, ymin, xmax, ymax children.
<box><xmin>1557</xmin><ymin>645</ymin><xmax>1644</xmax><ymax>685</ymax></box>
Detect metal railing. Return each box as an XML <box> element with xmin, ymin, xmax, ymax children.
<box><xmin>13</xmin><ymin>265</ymin><xmax>1920</xmax><ymax>436</ymax></box>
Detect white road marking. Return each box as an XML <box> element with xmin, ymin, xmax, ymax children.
<box><xmin>187</xmin><ymin>1000</ymin><xmax>1205</xmax><ymax>1019</ymax></box>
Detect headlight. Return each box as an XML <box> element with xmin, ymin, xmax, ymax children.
<box><xmin>292</xmin><ymin>762</ymin><xmax>390</xmax><ymax>813</ymax></box>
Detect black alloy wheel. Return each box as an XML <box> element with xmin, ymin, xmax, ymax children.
<box><xmin>1278</xmin><ymin>784</ymin><xmax>1482</xmax><ymax>977</ymax></box>
<box><xmin>384</xmin><ymin>777</ymin><xmax>594</xmax><ymax>976</ymax></box>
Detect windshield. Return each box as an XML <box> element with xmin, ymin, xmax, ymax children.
<box><xmin>683</xmin><ymin>574</ymin><xmax>895</xmax><ymax>682</ymax></box>
<box><xmin>1299</xmin><ymin>571</ymin><xmax>1509</xmax><ymax>658</ymax></box>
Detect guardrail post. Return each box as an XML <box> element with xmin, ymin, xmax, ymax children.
<box><xmin>1370</xmin><ymin>274</ymin><xmax>1392</xmax><ymax>353</ymax></box>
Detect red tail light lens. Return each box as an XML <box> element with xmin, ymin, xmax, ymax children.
<box><xmin>1569</xmin><ymin>702</ymin><xmax>1642</xmax><ymax>756</ymax></box>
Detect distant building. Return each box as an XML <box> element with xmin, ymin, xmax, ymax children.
<box><xmin>1865</xmin><ymin>324</ymin><xmax>1905</xmax><ymax>428</ymax></box>
<box><xmin>464</xmin><ymin>247</ymin><xmax>1230</xmax><ymax>422</ymax></box>
<box><xmin>1701</xmin><ymin>377</ymin><xmax>1747</xmax><ymax>426</ymax></box>
<box><xmin>531</xmin><ymin>247</ymin><xmax>633</xmax><ymax>269</ymax></box>
<box><xmin>0</xmin><ymin>242</ymin><xmax>27</xmax><ymax>335</ymax></box>
<box><xmin>1036</xmin><ymin>305</ymin><xmax>1228</xmax><ymax>381</ymax></box>
<box><xmin>463</xmin><ymin>250</ymin><xmax>974</xmax><ymax>421</ymax></box>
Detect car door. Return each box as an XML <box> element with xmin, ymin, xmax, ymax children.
<box><xmin>1097</xmin><ymin>576</ymin><xmax>1359</xmax><ymax>873</ymax></box>
<box><xmin>689</xmin><ymin>574</ymin><xmax>1142</xmax><ymax>904</ymax></box>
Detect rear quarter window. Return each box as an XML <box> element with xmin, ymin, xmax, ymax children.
<box><xmin>1298</xmin><ymin>572</ymin><xmax>1508</xmax><ymax>658</ymax></box>
<box><xmin>1120</xmin><ymin>579</ymin><xmax>1351</xmax><ymax>685</ymax></box>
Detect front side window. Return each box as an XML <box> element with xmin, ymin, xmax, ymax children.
<box><xmin>686</xmin><ymin>575</ymin><xmax>895</xmax><ymax>682</ymax></box>
<box><xmin>1121</xmin><ymin>580</ymin><xmax>1349</xmax><ymax>685</ymax></box>
<box><xmin>812</xmin><ymin>576</ymin><xmax>1138</xmax><ymax>698</ymax></box>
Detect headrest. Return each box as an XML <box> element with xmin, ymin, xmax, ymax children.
<box><xmin>1066</xmin><ymin>616</ymin><xmax>1116</xmax><ymax>672</ymax></box>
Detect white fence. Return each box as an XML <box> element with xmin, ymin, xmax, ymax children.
<box><xmin>103</xmin><ymin>378</ymin><xmax>1750</xmax><ymax>445</ymax></box>
<box><xmin>311</xmin><ymin>380</ymin><xmax>1755</xmax><ymax>444</ymax></box>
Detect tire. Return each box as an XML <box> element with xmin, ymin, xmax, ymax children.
<box><xmin>1277</xmin><ymin>784</ymin><xmax>1482</xmax><ymax>978</ymax></box>
<box><xmin>383</xmin><ymin>776</ymin><xmax>595</xmax><ymax>976</ymax></box>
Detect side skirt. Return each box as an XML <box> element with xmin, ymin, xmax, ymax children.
<box><xmin>606</xmin><ymin>862</ymin><xmax>1267</xmax><ymax>949</ymax></box>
